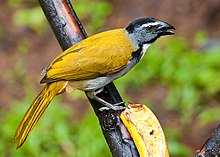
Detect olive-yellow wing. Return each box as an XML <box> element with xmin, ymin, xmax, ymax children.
<box><xmin>41</xmin><ymin>29</ymin><xmax>135</xmax><ymax>83</ymax></box>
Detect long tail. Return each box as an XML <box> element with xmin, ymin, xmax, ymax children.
<box><xmin>14</xmin><ymin>81</ymin><xmax>67</xmax><ymax>149</ymax></box>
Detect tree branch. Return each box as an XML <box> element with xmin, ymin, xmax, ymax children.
<box><xmin>37</xmin><ymin>0</ymin><xmax>138</xmax><ymax>156</ymax></box>
<box><xmin>196</xmin><ymin>124</ymin><xmax>220</xmax><ymax>157</ymax></box>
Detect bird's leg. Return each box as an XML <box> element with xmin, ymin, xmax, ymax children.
<box><xmin>86</xmin><ymin>88</ymin><xmax>125</xmax><ymax>111</ymax></box>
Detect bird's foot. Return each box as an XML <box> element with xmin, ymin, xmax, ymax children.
<box><xmin>99</xmin><ymin>102</ymin><xmax>125</xmax><ymax>112</ymax></box>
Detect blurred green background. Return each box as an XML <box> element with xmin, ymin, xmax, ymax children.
<box><xmin>1</xmin><ymin>0</ymin><xmax>220</xmax><ymax>156</ymax></box>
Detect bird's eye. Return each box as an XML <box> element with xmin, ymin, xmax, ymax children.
<box><xmin>146</xmin><ymin>25</ymin><xmax>153</xmax><ymax>31</ymax></box>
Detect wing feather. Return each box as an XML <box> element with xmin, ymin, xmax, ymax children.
<box><xmin>41</xmin><ymin>29</ymin><xmax>135</xmax><ymax>83</ymax></box>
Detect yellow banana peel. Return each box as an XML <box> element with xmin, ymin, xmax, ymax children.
<box><xmin>120</xmin><ymin>103</ymin><xmax>169</xmax><ymax>157</ymax></box>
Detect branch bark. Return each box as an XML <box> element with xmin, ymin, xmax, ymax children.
<box><xmin>196</xmin><ymin>124</ymin><xmax>220</xmax><ymax>157</ymax></box>
<box><xmin>37</xmin><ymin>0</ymin><xmax>139</xmax><ymax>156</ymax></box>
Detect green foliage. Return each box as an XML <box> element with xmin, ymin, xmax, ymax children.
<box><xmin>7</xmin><ymin>0</ymin><xmax>47</xmax><ymax>34</ymax></box>
<box><xmin>0</xmin><ymin>85</ymin><xmax>110</xmax><ymax>157</ymax></box>
<box><xmin>168</xmin><ymin>141</ymin><xmax>193</xmax><ymax>157</ymax></box>
<box><xmin>8</xmin><ymin>0</ymin><xmax>112</xmax><ymax>34</ymax></box>
<box><xmin>74</xmin><ymin>0</ymin><xmax>112</xmax><ymax>34</ymax></box>
<box><xmin>71</xmin><ymin>112</ymin><xmax>111</xmax><ymax>157</ymax></box>
<box><xmin>165</xmin><ymin>128</ymin><xmax>193</xmax><ymax>157</ymax></box>
<box><xmin>13</xmin><ymin>7</ymin><xmax>46</xmax><ymax>34</ymax></box>
<box><xmin>198</xmin><ymin>107</ymin><xmax>220</xmax><ymax>126</ymax></box>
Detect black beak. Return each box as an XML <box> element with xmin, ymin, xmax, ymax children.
<box><xmin>155</xmin><ymin>21</ymin><xmax>175</xmax><ymax>36</ymax></box>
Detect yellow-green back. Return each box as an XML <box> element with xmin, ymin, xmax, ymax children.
<box><xmin>41</xmin><ymin>29</ymin><xmax>136</xmax><ymax>83</ymax></box>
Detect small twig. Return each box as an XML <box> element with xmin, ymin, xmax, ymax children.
<box><xmin>37</xmin><ymin>0</ymin><xmax>138</xmax><ymax>156</ymax></box>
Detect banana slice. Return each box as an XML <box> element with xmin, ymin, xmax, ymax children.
<box><xmin>120</xmin><ymin>103</ymin><xmax>169</xmax><ymax>157</ymax></box>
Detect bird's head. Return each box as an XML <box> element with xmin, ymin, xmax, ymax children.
<box><xmin>126</xmin><ymin>18</ymin><xmax>175</xmax><ymax>49</ymax></box>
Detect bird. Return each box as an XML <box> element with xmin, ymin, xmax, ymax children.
<box><xmin>14</xmin><ymin>17</ymin><xmax>175</xmax><ymax>148</ymax></box>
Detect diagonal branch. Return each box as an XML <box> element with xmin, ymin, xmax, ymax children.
<box><xmin>37</xmin><ymin>0</ymin><xmax>139</xmax><ymax>156</ymax></box>
<box><xmin>196</xmin><ymin>124</ymin><xmax>220</xmax><ymax>157</ymax></box>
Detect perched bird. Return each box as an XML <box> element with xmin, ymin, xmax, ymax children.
<box><xmin>14</xmin><ymin>17</ymin><xmax>175</xmax><ymax>148</ymax></box>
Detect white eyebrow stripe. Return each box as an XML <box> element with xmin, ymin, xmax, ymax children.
<box><xmin>140</xmin><ymin>22</ymin><xmax>161</xmax><ymax>28</ymax></box>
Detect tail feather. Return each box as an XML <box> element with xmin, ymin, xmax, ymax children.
<box><xmin>14</xmin><ymin>81</ymin><xmax>67</xmax><ymax>149</ymax></box>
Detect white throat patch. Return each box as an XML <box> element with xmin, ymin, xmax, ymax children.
<box><xmin>142</xmin><ymin>44</ymin><xmax>151</xmax><ymax>52</ymax></box>
<box><xmin>140</xmin><ymin>43</ymin><xmax>151</xmax><ymax>60</ymax></box>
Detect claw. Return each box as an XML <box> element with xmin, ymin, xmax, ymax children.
<box><xmin>86</xmin><ymin>90</ymin><xmax>125</xmax><ymax>112</ymax></box>
<box><xmin>99</xmin><ymin>104</ymin><xmax>125</xmax><ymax>112</ymax></box>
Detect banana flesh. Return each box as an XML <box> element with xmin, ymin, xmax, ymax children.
<box><xmin>120</xmin><ymin>104</ymin><xmax>169</xmax><ymax>157</ymax></box>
